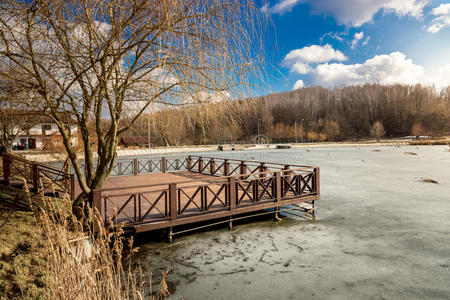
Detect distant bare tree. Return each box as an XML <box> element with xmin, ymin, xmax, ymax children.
<box><xmin>370</xmin><ymin>121</ymin><xmax>386</xmax><ymax>141</ymax></box>
<box><xmin>410</xmin><ymin>122</ymin><xmax>425</xmax><ymax>139</ymax></box>
<box><xmin>324</xmin><ymin>120</ymin><xmax>340</xmax><ymax>141</ymax></box>
<box><xmin>0</xmin><ymin>0</ymin><xmax>263</xmax><ymax>210</ymax></box>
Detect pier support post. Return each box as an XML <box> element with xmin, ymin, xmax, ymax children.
<box><xmin>169</xmin><ymin>227</ymin><xmax>173</xmax><ymax>243</ymax></box>
<box><xmin>229</xmin><ymin>216</ymin><xmax>233</xmax><ymax>230</ymax></box>
<box><xmin>274</xmin><ymin>208</ymin><xmax>282</xmax><ymax>221</ymax></box>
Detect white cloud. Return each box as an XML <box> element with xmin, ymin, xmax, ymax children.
<box><xmin>283</xmin><ymin>44</ymin><xmax>347</xmax><ymax>65</ymax></box>
<box><xmin>351</xmin><ymin>32</ymin><xmax>364</xmax><ymax>49</ymax></box>
<box><xmin>310</xmin><ymin>52</ymin><xmax>427</xmax><ymax>87</ymax></box>
<box><xmin>362</xmin><ymin>36</ymin><xmax>370</xmax><ymax>46</ymax></box>
<box><xmin>320</xmin><ymin>31</ymin><xmax>347</xmax><ymax>43</ymax></box>
<box><xmin>266</xmin><ymin>0</ymin><xmax>427</xmax><ymax>26</ymax></box>
<box><xmin>427</xmin><ymin>3</ymin><xmax>450</xmax><ymax>33</ymax></box>
<box><xmin>293</xmin><ymin>79</ymin><xmax>305</xmax><ymax>89</ymax></box>
<box><xmin>438</xmin><ymin>64</ymin><xmax>450</xmax><ymax>86</ymax></box>
<box><xmin>291</xmin><ymin>62</ymin><xmax>312</xmax><ymax>74</ymax></box>
<box><xmin>282</xmin><ymin>44</ymin><xmax>346</xmax><ymax>74</ymax></box>
<box><xmin>263</xmin><ymin>0</ymin><xmax>302</xmax><ymax>14</ymax></box>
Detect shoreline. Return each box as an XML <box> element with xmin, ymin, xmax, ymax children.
<box><xmin>20</xmin><ymin>139</ymin><xmax>448</xmax><ymax>162</ymax></box>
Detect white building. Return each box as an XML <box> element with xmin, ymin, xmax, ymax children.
<box><xmin>13</xmin><ymin>116</ymin><xmax>77</xmax><ymax>150</ymax></box>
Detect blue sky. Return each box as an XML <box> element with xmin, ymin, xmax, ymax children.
<box><xmin>260</xmin><ymin>0</ymin><xmax>450</xmax><ymax>94</ymax></box>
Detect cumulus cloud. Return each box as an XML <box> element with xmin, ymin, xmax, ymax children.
<box><xmin>282</xmin><ymin>44</ymin><xmax>346</xmax><ymax>75</ymax></box>
<box><xmin>293</xmin><ymin>79</ymin><xmax>305</xmax><ymax>89</ymax></box>
<box><xmin>262</xmin><ymin>0</ymin><xmax>302</xmax><ymax>14</ymax></box>
<box><xmin>427</xmin><ymin>3</ymin><xmax>450</xmax><ymax>33</ymax></box>
<box><xmin>283</xmin><ymin>44</ymin><xmax>346</xmax><ymax>67</ymax></box>
<box><xmin>265</xmin><ymin>0</ymin><xmax>427</xmax><ymax>26</ymax></box>
<box><xmin>291</xmin><ymin>62</ymin><xmax>312</xmax><ymax>74</ymax></box>
<box><xmin>309</xmin><ymin>52</ymin><xmax>426</xmax><ymax>87</ymax></box>
<box><xmin>351</xmin><ymin>32</ymin><xmax>364</xmax><ymax>49</ymax></box>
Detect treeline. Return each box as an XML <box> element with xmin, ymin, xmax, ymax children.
<box><xmin>126</xmin><ymin>84</ymin><xmax>450</xmax><ymax>146</ymax></box>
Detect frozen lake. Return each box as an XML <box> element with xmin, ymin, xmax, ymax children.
<box><xmin>135</xmin><ymin>145</ymin><xmax>450</xmax><ymax>299</ymax></box>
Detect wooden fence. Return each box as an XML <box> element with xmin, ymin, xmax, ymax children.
<box><xmin>2</xmin><ymin>153</ymin><xmax>75</xmax><ymax>199</ymax></box>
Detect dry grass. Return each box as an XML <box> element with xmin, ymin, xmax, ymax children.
<box><xmin>409</xmin><ymin>139</ymin><xmax>450</xmax><ymax>145</ymax></box>
<box><xmin>0</xmin><ymin>185</ymin><xmax>47</xmax><ymax>299</ymax></box>
<box><xmin>1</xmin><ymin>181</ymin><xmax>169</xmax><ymax>299</ymax></box>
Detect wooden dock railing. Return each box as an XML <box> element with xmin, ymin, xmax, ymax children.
<box><xmin>94</xmin><ymin>156</ymin><xmax>319</xmax><ymax>232</ymax></box>
<box><xmin>2</xmin><ymin>153</ymin><xmax>75</xmax><ymax>199</ymax></box>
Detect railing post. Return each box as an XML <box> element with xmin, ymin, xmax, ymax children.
<box><xmin>240</xmin><ymin>160</ymin><xmax>246</xmax><ymax>179</ymax></box>
<box><xmin>228</xmin><ymin>177</ymin><xmax>236</xmax><ymax>210</ymax></box>
<box><xmin>2</xmin><ymin>155</ymin><xmax>10</xmax><ymax>184</ymax></box>
<box><xmin>187</xmin><ymin>156</ymin><xmax>192</xmax><ymax>170</ymax></box>
<box><xmin>161</xmin><ymin>157</ymin><xmax>166</xmax><ymax>173</ymax></box>
<box><xmin>70</xmin><ymin>175</ymin><xmax>75</xmax><ymax>200</ymax></box>
<box><xmin>210</xmin><ymin>158</ymin><xmax>215</xmax><ymax>175</ymax></box>
<box><xmin>314</xmin><ymin>167</ymin><xmax>320</xmax><ymax>196</ymax></box>
<box><xmin>133</xmin><ymin>158</ymin><xmax>138</xmax><ymax>176</ymax></box>
<box><xmin>259</xmin><ymin>162</ymin><xmax>266</xmax><ymax>179</ymax></box>
<box><xmin>169</xmin><ymin>183</ymin><xmax>177</xmax><ymax>221</ymax></box>
<box><xmin>92</xmin><ymin>189</ymin><xmax>102</xmax><ymax>213</ymax></box>
<box><xmin>91</xmin><ymin>189</ymin><xmax>103</xmax><ymax>228</ymax></box>
<box><xmin>275</xmin><ymin>171</ymin><xmax>281</xmax><ymax>203</ymax></box>
<box><xmin>198</xmin><ymin>157</ymin><xmax>203</xmax><ymax>173</ymax></box>
<box><xmin>224</xmin><ymin>159</ymin><xmax>230</xmax><ymax>176</ymax></box>
<box><xmin>32</xmin><ymin>163</ymin><xmax>38</xmax><ymax>191</ymax></box>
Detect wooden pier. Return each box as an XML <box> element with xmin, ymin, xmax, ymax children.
<box><xmin>91</xmin><ymin>156</ymin><xmax>320</xmax><ymax>238</ymax></box>
<box><xmin>2</xmin><ymin>154</ymin><xmax>320</xmax><ymax>238</ymax></box>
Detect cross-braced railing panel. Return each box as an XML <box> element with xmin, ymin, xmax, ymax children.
<box><xmin>9</xmin><ymin>159</ymin><xmax>33</xmax><ymax>183</ymax></box>
<box><xmin>178</xmin><ymin>186</ymin><xmax>204</xmax><ymax>215</ymax></box>
<box><xmin>101</xmin><ymin>189</ymin><xmax>168</xmax><ymax>225</ymax></box>
<box><xmin>137</xmin><ymin>159</ymin><xmax>162</xmax><ymax>174</ymax></box>
<box><xmin>166</xmin><ymin>158</ymin><xmax>187</xmax><ymax>172</ymax></box>
<box><xmin>111</xmin><ymin>160</ymin><xmax>134</xmax><ymax>176</ymax></box>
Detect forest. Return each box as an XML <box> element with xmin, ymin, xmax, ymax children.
<box><xmin>126</xmin><ymin>84</ymin><xmax>450</xmax><ymax>146</ymax></box>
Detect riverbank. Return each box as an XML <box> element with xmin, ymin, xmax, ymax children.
<box><xmin>18</xmin><ymin>138</ymin><xmax>450</xmax><ymax>163</ymax></box>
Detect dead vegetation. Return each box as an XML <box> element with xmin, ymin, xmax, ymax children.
<box><xmin>420</xmin><ymin>178</ymin><xmax>439</xmax><ymax>184</ymax></box>
<box><xmin>0</xmin><ymin>182</ymin><xmax>170</xmax><ymax>299</ymax></box>
<box><xmin>405</xmin><ymin>152</ymin><xmax>418</xmax><ymax>155</ymax></box>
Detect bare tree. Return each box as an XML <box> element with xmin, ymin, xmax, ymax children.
<box><xmin>0</xmin><ymin>71</ymin><xmax>37</xmax><ymax>154</ymax></box>
<box><xmin>0</xmin><ymin>0</ymin><xmax>262</xmax><ymax>209</ymax></box>
<box><xmin>370</xmin><ymin>121</ymin><xmax>386</xmax><ymax>141</ymax></box>
<box><xmin>410</xmin><ymin>122</ymin><xmax>425</xmax><ymax>139</ymax></box>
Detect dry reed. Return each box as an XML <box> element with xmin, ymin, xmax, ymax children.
<box><xmin>25</xmin><ymin>180</ymin><xmax>169</xmax><ymax>299</ymax></box>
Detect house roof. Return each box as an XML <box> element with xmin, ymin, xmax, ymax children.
<box><xmin>119</xmin><ymin>136</ymin><xmax>149</xmax><ymax>146</ymax></box>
